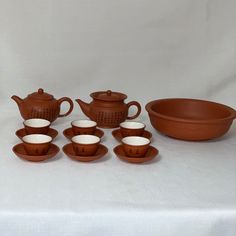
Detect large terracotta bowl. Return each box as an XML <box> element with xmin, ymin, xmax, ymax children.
<box><xmin>146</xmin><ymin>98</ymin><xmax>236</xmax><ymax>141</ymax></box>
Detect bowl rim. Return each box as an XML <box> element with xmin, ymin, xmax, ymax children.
<box><xmin>120</xmin><ymin>121</ymin><xmax>146</xmax><ymax>129</ymax></box>
<box><xmin>22</xmin><ymin>134</ymin><xmax>52</xmax><ymax>144</ymax></box>
<box><xmin>121</xmin><ymin>136</ymin><xmax>151</xmax><ymax>146</ymax></box>
<box><xmin>71</xmin><ymin>119</ymin><xmax>97</xmax><ymax>128</ymax></box>
<box><xmin>72</xmin><ymin>134</ymin><xmax>100</xmax><ymax>145</ymax></box>
<box><xmin>145</xmin><ymin>98</ymin><xmax>236</xmax><ymax>124</ymax></box>
<box><xmin>24</xmin><ymin>118</ymin><xmax>50</xmax><ymax>128</ymax></box>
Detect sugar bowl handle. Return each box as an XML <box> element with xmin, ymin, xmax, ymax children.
<box><xmin>58</xmin><ymin>97</ymin><xmax>74</xmax><ymax>117</ymax></box>
<box><xmin>127</xmin><ymin>101</ymin><xmax>141</xmax><ymax>120</ymax></box>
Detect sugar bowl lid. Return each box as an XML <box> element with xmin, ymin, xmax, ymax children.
<box><xmin>90</xmin><ymin>90</ymin><xmax>127</xmax><ymax>102</ymax></box>
<box><xmin>27</xmin><ymin>88</ymin><xmax>54</xmax><ymax>101</ymax></box>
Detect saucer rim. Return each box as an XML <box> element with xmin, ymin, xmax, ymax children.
<box><xmin>16</xmin><ymin>128</ymin><xmax>58</xmax><ymax>140</ymax></box>
<box><xmin>63</xmin><ymin>127</ymin><xmax>104</xmax><ymax>140</ymax></box>
<box><xmin>112</xmin><ymin>129</ymin><xmax>152</xmax><ymax>142</ymax></box>
<box><xmin>12</xmin><ymin>143</ymin><xmax>60</xmax><ymax>162</ymax></box>
<box><xmin>63</xmin><ymin>143</ymin><xmax>108</xmax><ymax>161</ymax></box>
<box><xmin>113</xmin><ymin>144</ymin><xmax>158</xmax><ymax>163</ymax></box>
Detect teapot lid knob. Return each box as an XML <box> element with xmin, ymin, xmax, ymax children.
<box><xmin>38</xmin><ymin>88</ymin><xmax>44</xmax><ymax>94</ymax></box>
<box><xmin>28</xmin><ymin>88</ymin><xmax>53</xmax><ymax>100</ymax></box>
<box><xmin>106</xmin><ymin>90</ymin><xmax>112</xmax><ymax>96</ymax></box>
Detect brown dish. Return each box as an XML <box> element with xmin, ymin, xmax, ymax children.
<box><xmin>13</xmin><ymin>143</ymin><xmax>60</xmax><ymax>162</ymax></box>
<box><xmin>112</xmin><ymin>129</ymin><xmax>152</xmax><ymax>142</ymax></box>
<box><xmin>16</xmin><ymin>128</ymin><xmax>58</xmax><ymax>140</ymax></box>
<box><xmin>146</xmin><ymin>98</ymin><xmax>236</xmax><ymax>141</ymax></box>
<box><xmin>114</xmin><ymin>145</ymin><xmax>158</xmax><ymax>164</ymax></box>
<box><xmin>63</xmin><ymin>127</ymin><xmax>104</xmax><ymax>140</ymax></box>
<box><xmin>12</xmin><ymin>88</ymin><xmax>74</xmax><ymax>122</ymax></box>
<box><xmin>75</xmin><ymin>90</ymin><xmax>141</xmax><ymax>128</ymax></box>
<box><xmin>63</xmin><ymin>143</ymin><xmax>108</xmax><ymax>162</ymax></box>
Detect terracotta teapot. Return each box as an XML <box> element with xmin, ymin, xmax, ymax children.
<box><xmin>12</xmin><ymin>88</ymin><xmax>74</xmax><ymax>122</ymax></box>
<box><xmin>75</xmin><ymin>90</ymin><xmax>141</xmax><ymax>128</ymax></box>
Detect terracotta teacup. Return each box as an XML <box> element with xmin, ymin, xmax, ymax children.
<box><xmin>22</xmin><ymin>134</ymin><xmax>52</xmax><ymax>156</ymax></box>
<box><xmin>121</xmin><ymin>136</ymin><xmax>150</xmax><ymax>157</ymax></box>
<box><xmin>24</xmin><ymin>118</ymin><xmax>50</xmax><ymax>134</ymax></box>
<box><xmin>71</xmin><ymin>120</ymin><xmax>97</xmax><ymax>135</ymax></box>
<box><xmin>71</xmin><ymin>135</ymin><xmax>100</xmax><ymax>156</ymax></box>
<box><xmin>120</xmin><ymin>121</ymin><xmax>145</xmax><ymax>137</ymax></box>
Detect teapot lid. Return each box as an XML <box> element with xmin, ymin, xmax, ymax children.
<box><xmin>28</xmin><ymin>88</ymin><xmax>54</xmax><ymax>101</ymax></box>
<box><xmin>90</xmin><ymin>90</ymin><xmax>127</xmax><ymax>101</ymax></box>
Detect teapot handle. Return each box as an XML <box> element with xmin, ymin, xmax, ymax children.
<box><xmin>58</xmin><ymin>97</ymin><xmax>74</xmax><ymax>117</ymax></box>
<box><xmin>127</xmin><ymin>101</ymin><xmax>141</xmax><ymax>120</ymax></box>
<box><xmin>233</xmin><ymin>110</ymin><xmax>236</xmax><ymax>119</ymax></box>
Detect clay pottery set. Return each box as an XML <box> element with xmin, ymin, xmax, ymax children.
<box><xmin>10</xmin><ymin>88</ymin><xmax>236</xmax><ymax>164</ymax></box>
<box><xmin>112</xmin><ymin>121</ymin><xmax>152</xmax><ymax>142</ymax></box>
<box><xmin>63</xmin><ymin>120</ymin><xmax>104</xmax><ymax>140</ymax></box>
<box><xmin>75</xmin><ymin>90</ymin><xmax>141</xmax><ymax>128</ymax></box>
<box><xmin>146</xmin><ymin>98</ymin><xmax>236</xmax><ymax>141</ymax></box>
<box><xmin>63</xmin><ymin>134</ymin><xmax>108</xmax><ymax>162</ymax></box>
<box><xmin>12</xmin><ymin>88</ymin><xmax>74</xmax><ymax>122</ymax></box>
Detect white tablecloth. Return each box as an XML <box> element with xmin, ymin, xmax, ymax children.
<box><xmin>1</xmin><ymin>0</ymin><xmax>236</xmax><ymax>235</ymax></box>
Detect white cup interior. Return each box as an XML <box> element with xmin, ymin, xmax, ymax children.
<box><xmin>122</xmin><ymin>136</ymin><xmax>150</xmax><ymax>146</ymax></box>
<box><xmin>72</xmin><ymin>135</ymin><xmax>100</xmax><ymax>144</ymax></box>
<box><xmin>23</xmin><ymin>134</ymin><xmax>52</xmax><ymax>144</ymax></box>
<box><xmin>24</xmin><ymin>118</ymin><xmax>50</xmax><ymax>128</ymax></box>
<box><xmin>71</xmin><ymin>120</ymin><xmax>97</xmax><ymax>128</ymax></box>
<box><xmin>120</xmin><ymin>121</ymin><xmax>145</xmax><ymax>129</ymax></box>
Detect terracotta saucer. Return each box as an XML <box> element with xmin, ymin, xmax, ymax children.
<box><xmin>112</xmin><ymin>129</ymin><xmax>152</xmax><ymax>142</ymax></box>
<box><xmin>12</xmin><ymin>143</ymin><xmax>60</xmax><ymax>162</ymax></box>
<box><xmin>63</xmin><ymin>143</ymin><xmax>108</xmax><ymax>162</ymax></box>
<box><xmin>63</xmin><ymin>127</ymin><xmax>104</xmax><ymax>140</ymax></box>
<box><xmin>16</xmin><ymin>128</ymin><xmax>58</xmax><ymax>140</ymax></box>
<box><xmin>113</xmin><ymin>145</ymin><xmax>158</xmax><ymax>164</ymax></box>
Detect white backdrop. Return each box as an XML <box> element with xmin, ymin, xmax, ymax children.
<box><xmin>1</xmin><ymin>0</ymin><xmax>236</xmax><ymax>106</ymax></box>
<box><xmin>1</xmin><ymin>0</ymin><xmax>236</xmax><ymax>235</ymax></box>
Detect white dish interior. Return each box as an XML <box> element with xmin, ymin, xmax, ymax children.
<box><xmin>72</xmin><ymin>135</ymin><xmax>100</xmax><ymax>144</ymax></box>
<box><xmin>24</xmin><ymin>118</ymin><xmax>50</xmax><ymax>128</ymax></box>
<box><xmin>72</xmin><ymin>120</ymin><xmax>97</xmax><ymax>128</ymax></box>
<box><xmin>122</xmin><ymin>136</ymin><xmax>150</xmax><ymax>146</ymax></box>
<box><xmin>23</xmin><ymin>134</ymin><xmax>52</xmax><ymax>144</ymax></box>
<box><xmin>120</xmin><ymin>121</ymin><xmax>145</xmax><ymax>129</ymax></box>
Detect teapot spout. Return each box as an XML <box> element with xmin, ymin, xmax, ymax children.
<box><xmin>11</xmin><ymin>95</ymin><xmax>23</xmax><ymax>107</ymax></box>
<box><xmin>75</xmin><ymin>99</ymin><xmax>91</xmax><ymax>118</ymax></box>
